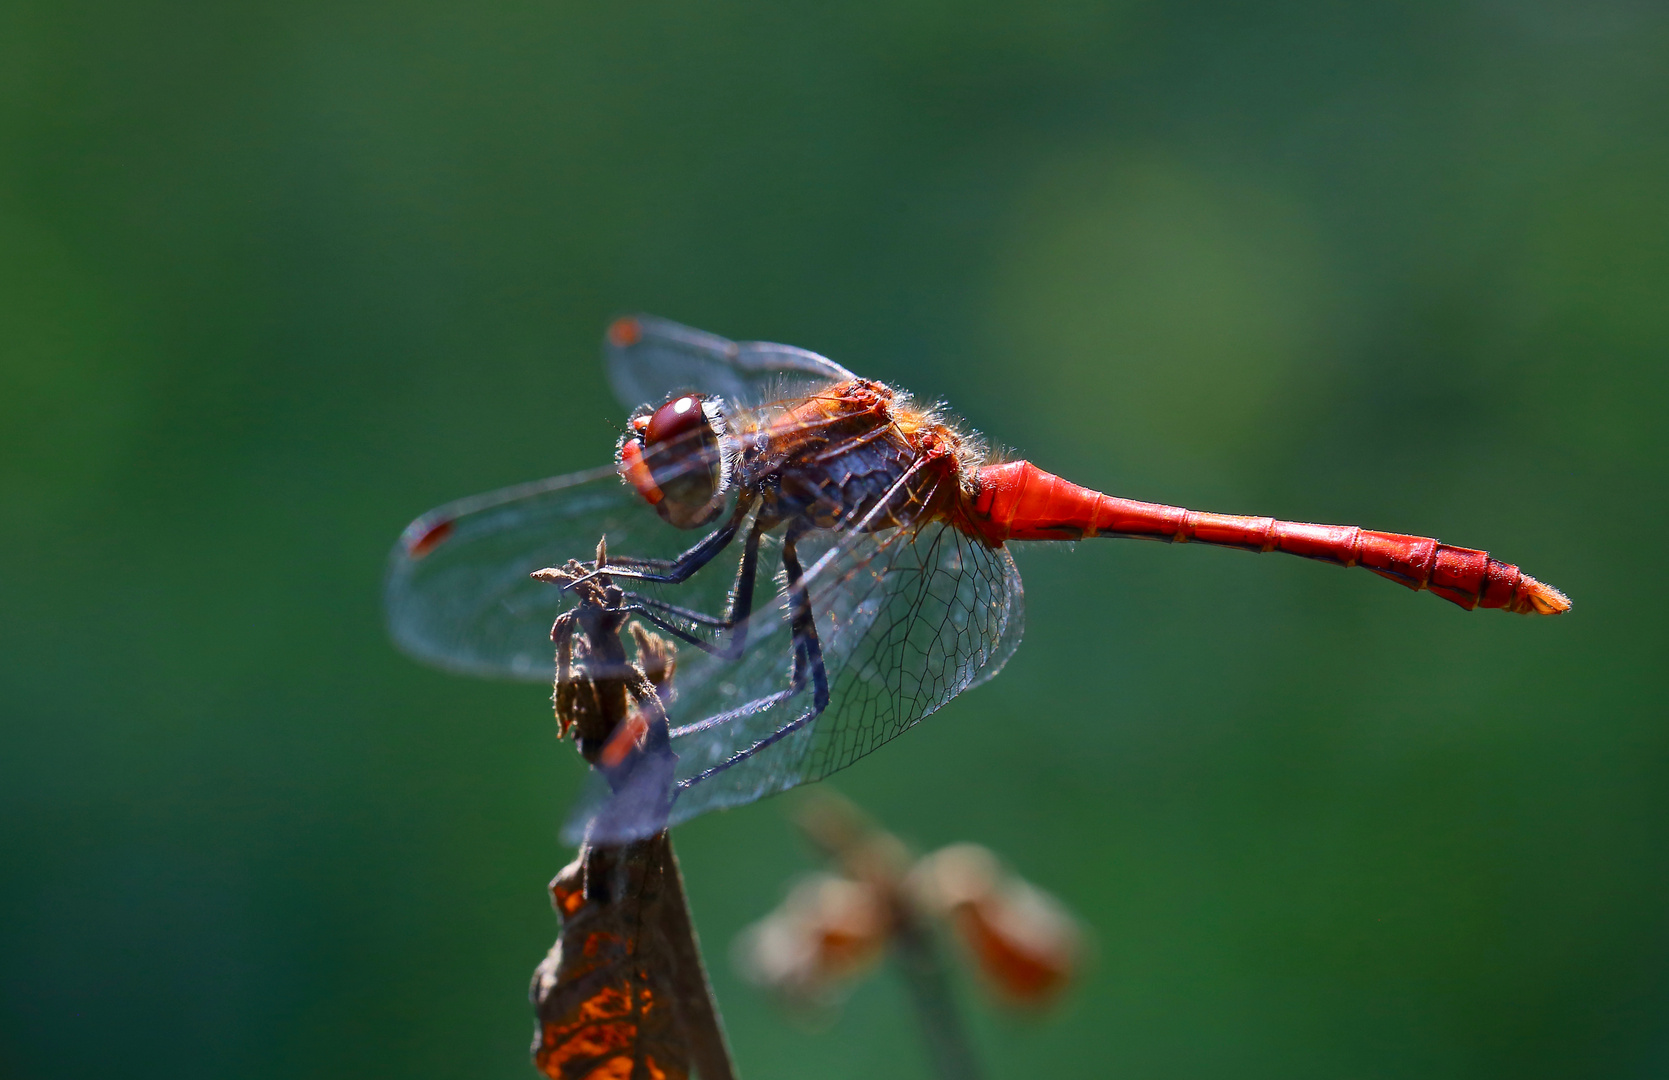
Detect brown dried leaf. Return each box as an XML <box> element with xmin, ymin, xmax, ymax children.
<box><xmin>549</xmin><ymin>611</ymin><xmax>631</xmax><ymax>750</ymax></box>
<box><xmin>531</xmin><ymin>555</ymin><xmax>734</xmax><ymax>1080</ymax></box>
<box><xmin>530</xmin><ymin>838</ymin><xmax>691</xmax><ymax>1080</ymax></box>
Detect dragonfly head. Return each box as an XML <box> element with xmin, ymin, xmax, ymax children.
<box><xmin>618</xmin><ymin>393</ymin><xmax>731</xmax><ymax>529</ymax></box>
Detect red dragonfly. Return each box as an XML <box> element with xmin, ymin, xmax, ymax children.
<box><xmin>387</xmin><ymin>316</ymin><xmax>1569</xmax><ymax>841</ymax></box>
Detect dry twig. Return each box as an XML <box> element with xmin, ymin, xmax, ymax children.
<box><xmin>528</xmin><ymin>542</ymin><xmax>736</xmax><ymax>1080</ymax></box>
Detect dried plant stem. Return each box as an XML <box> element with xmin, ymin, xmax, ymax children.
<box><xmin>794</xmin><ymin>792</ymin><xmax>983</xmax><ymax>1080</ymax></box>
<box><xmin>891</xmin><ymin>892</ymin><xmax>984</xmax><ymax>1080</ymax></box>
<box><xmin>534</xmin><ymin>550</ymin><xmax>738</xmax><ymax>1080</ymax></box>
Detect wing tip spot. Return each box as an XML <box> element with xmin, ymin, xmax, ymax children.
<box><xmin>405</xmin><ymin>518</ymin><xmax>455</xmax><ymax>559</ymax></box>
<box><xmin>608</xmin><ymin>316</ymin><xmax>643</xmax><ymax>348</ymax></box>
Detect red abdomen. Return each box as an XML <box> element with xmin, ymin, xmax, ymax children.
<box><xmin>966</xmin><ymin>461</ymin><xmax>1569</xmax><ymax>615</ymax></box>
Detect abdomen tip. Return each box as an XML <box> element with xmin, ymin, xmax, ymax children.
<box><xmin>1524</xmin><ymin>576</ymin><xmax>1572</xmax><ymax>615</ymax></box>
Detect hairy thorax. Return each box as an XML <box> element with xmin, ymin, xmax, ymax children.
<box><xmin>737</xmin><ymin>379</ymin><xmax>974</xmax><ymax>534</ymax></box>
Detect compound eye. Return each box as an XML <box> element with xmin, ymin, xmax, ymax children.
<box><xmin>643</xmin><ymin>395</ymin><xmax>707</xmax><ymax>449</ymax></box>
<box><xmin>618</xmin><ymin>393</ymin><xmax>727</xmax><ymax>530</ymax></box>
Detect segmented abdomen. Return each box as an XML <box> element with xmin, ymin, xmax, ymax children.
<box><xmin>967</xmin><ymin>460</ymin><xmax>1570</xmax><ymax>615</ymax></box>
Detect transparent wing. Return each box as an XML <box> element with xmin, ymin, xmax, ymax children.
<box><xmin>605</xmin><ymin>314</ymin><xmax>857</xmax><ymax>412</ymax></box>
<box><xmin>565</xmin><ymin>510</ymin><xmax>1025</xmax><ymax>842</ymax></box>
<box><xmin>385</xmin><ymin>398</ymin><xmax>891</xmax><ymax>683</ymax></box>
<box><xmin>386</xmin><ymin>463</ymin><xmax>742</xmax><ymax>682</ymax></box>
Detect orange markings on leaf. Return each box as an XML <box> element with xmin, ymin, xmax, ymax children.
<box><xmin>552</xmin><ymin>884</ymin><xmax>586</xmax><ymax>921</ymax></box>
<box><xmin>532</xmin><ymin>841</ymin><xmax>695</xmax><ymax>1080</ymax></box>
<box><xmin>600</xmin><ymin>709</ymin><xmax>649</xmax><ymax>769</ymax></box>
<box><xmin>536</xmin><ymin>965</ymin><xmax>669</xmax><ymax>1079</ymax></box>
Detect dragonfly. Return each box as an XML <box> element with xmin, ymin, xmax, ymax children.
<box><xmin>386</xmin><ymin>315</ymin><xmax>1571</xmax><ymax>842</ymax></box>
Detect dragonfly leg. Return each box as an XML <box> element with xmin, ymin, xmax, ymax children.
<box><xmin>569</xmin><ymin>498</ymin><xmax>755</xmax><ymax>589</ymax></box>
<box><xmin>781</xmin><ymin>523</ymin><xmax>829</xmax><ymax>710</ymax></box>
<box><xmin>615</xmin><ymin>518</ymin><xmax>765</xmax><ymax>661</ymax></box>
<box><xmin>675</xmin><ymin>521</ymin><xmax>830</xmax><ymax>790</ymax></box>
<box><xmin>619</xmin><ymin>594</ymin><xmax>733</xmax><ymax>629</ymax></box>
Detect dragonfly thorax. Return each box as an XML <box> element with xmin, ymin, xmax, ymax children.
<box><xmin>743</xmin><ymin>379</ymin><xmax>965</xmax><ymax>534</ymax></box>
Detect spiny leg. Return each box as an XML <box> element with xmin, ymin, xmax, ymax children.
<box><xmin>672</xmin><ymin>544</ymin><xmax>817</xmax><ymax>736</ymax></box>
<box><xmin>617</xmin><ymin>517</ymin><xmax>765</xmax><ymax>661</ymax></box>
<box><xmin>781</xmin><ymin>524</ymin><xmax>828</xmax><ymax>711</ymax></box>
<box><xmin>566</xmin><ymin>498</ymin><xmax>753</xmax><ymax>591</ymax></box>
<box><xmin>677</xmin><ymin>520</ymin><xmax>830</xmax><ymax>791</ymax></box>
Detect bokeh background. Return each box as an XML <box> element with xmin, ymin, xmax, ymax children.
<box><xmin>4</xmin><ymin>2</ymin><xmax>1667</xmax><ymax>1077</ymax></box>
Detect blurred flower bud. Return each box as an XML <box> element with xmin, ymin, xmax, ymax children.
<box><xmin>733</xmin><ymin>872</ymin><xmax>892</xmax><ymax>1004</ymax></box>
<box><xmin>908</xmin><ymin>843</ymin><xmax>1083</xmax><ymax>1008</ymax></box>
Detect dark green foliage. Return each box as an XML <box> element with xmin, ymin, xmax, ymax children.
<box><xmin>2</xmin><ymin>2</ymin><xmax>1665</xmax><ymax>1077</ymax></box>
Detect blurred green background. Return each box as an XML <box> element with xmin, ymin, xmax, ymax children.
<box><xmin>3</xmin><ymin>1</ymin><xmax>1666</xmax><ymax>1077</ymax></box>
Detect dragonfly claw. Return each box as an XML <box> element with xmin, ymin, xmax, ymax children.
<box><xmin>560</xmin><ymin>566</ymin><xmax>609</xmax><ymax>592</ymax></box>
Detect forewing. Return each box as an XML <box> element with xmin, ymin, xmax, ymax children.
<box><xmin>564</xmin><ymin>513</ymin><xmax>1024</xmax><ymax>842</ymax></box>
<box><xmin>385</xmin><ymin>464</ymin><xmax>738</xmax><ymax>681</ymax></box>
<box><xmin>605</xmin><ymin>314</ymin><xmax>856</xmax><ymax>412</ymax></box>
